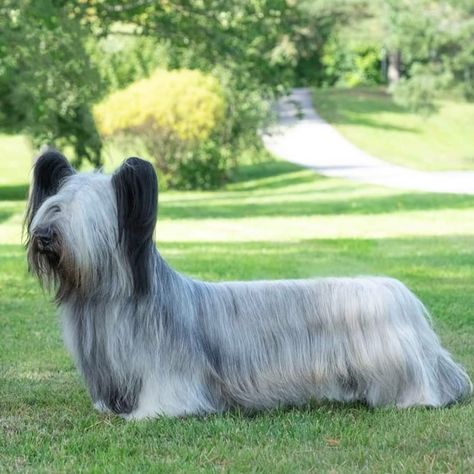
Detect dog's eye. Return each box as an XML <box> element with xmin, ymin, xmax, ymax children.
<box><xmin>50</xmin><ymin>205</ymin><xmax>61</xmax><ymax>214</ymax></box>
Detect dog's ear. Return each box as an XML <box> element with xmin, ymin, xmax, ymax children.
<box><xmin>26</xmin><ymin>150</ymin><xmax>75</xmax><ymax>231</ymax></box>
<box><xmin>112</xmin><ymin>157</ymin><xmax>158</xmax><ymax>295</ymax></box>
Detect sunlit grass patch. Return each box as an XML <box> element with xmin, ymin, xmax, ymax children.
<box><xmin>312</xmin><ymin>87</ymin><xmax>474</xmax><ymax>171</ymax></box>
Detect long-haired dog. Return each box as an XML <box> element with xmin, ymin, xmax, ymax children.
<box><xmin>25</xmin><ymin>151</ymin><xmax>471</xmax><ymax>419</ymax></box>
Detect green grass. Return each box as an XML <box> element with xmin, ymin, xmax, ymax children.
<box><xmin>1</xmin><ymin>158</ymin><xmax>474</xmax><ymax>473</ymax></box>
<box><xmin>0</xmin><ymin>135</ymin><xmax>35</xmax><ymax>186</ymax></box>
<box><xmin>312</xmin><ymin>88</ymin><xmax>474</xmax><ymax>171</ymax></box>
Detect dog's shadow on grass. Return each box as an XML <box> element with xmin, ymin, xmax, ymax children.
<box><xmin>114</xmin><ymin>398</ymin><xmax>474</xmax><ymax>428</ymax></box>
<box><xmin>229</xmin><ymin>400</ymin><xmax>373</xmax><ymax>420</ymax></box>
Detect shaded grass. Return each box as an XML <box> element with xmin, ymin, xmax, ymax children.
<box><xmin>1</xmin><ymin>158</ymin><xmax>473</xmax><ymax>473</ymax></box>
<box><xmin>161</xmin><ymin>187</ymin><xmax>474</xmax><ymax>219</ymax></box>
<box><xmin>157</xmin><ymin>161</ymin><xmax>474</xmax><ymax>221</ymax></box>
<box><xmin>0</xmin><ymin>184</ymin><xmax>29</xmax><ymax>202</ymax></box>
<box><xmin>312</xmin><ymin>87</ymin><xmax>474</xmax><ymax>171</ymax></box>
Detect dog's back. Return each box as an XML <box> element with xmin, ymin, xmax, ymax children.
<box><xmin>195</xmin><ymin>276</ymin><xmax>472</xmax><ymax>409</ymax></box>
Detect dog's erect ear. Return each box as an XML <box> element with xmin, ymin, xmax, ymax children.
<box><xmin>26</xmin><ymin>150</ymin><xmax>75</xmax><ymax>231</ymax></box>
<box><xmin>112</xmin><ymin>157</ymin><xmax>158</xmax><ymax>295</ymax></box>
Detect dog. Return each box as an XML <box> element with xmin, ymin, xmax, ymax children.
<box><xmin>25</xmin><ymin>151</ymin><xmax>472</xmax><ymax>419</ymax></box>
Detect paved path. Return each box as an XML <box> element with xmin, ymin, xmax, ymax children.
<box><xmin>263</xmin><ymin>88</ymin><xmax>474</xmax><ymax>195</ymax></box>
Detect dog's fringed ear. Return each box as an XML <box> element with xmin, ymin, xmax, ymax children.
<box><xmin>26</xmin><ymin>150</ymin><xmax>75</xmax><ymax>231</ymax></box>
<box><xmin>112</xmin><ymin>157</ymin><xmax>158</xmax><ymax>296</ymax></box>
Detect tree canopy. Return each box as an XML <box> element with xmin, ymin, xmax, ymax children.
<box><xmin>384</xmin><ymin>0</ymin><xmax>474</xmax><ymax>111</ymax></box>
<box><xmin>0</xmin><ymin>0</ymin><xmax>104</xmax><ymax>166</ymax></box>
<box><xmin>0</xmin><ymin>0</ymin><xmax>473</xmax><ymax>166</ymax></box>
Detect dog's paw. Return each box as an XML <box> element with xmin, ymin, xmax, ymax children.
<box><xmin>121</xmin><ymin>408</ymin><xmax>156</xmax><ymax>421</ymax></box>
<box><xmin>93</xmin><ymin>400</ymin><xmax>111</xmax><ymax>413</ymax></box>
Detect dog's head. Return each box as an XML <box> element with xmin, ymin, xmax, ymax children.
<box><xmin>25</xmin><ymin>151</ymin><xmax>158</xmax><ymax>301</ymax></box>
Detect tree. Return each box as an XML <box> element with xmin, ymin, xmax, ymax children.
<box><xmin>0</xmin><ymin>0</ymin><xmax>105</xmax><ymax>166</ymax></box>
<box><xmin>294</xmin><ymin>0</ymin><xmax>373</xmax><ymax>86</ymax></box>
<box><xmin>84</xmin><ymin>0</ymin><xmax>313</xmax><ymax>165</ymax></box>
<box><xmin>77</xmin><ymin>0</ymin><xmax>298</xmax><ymax>92</ymax></box>
<box><xmin>0</xmin><ymin>0</ymin><xmax>308</xmax><ymax>167</ymax></box>
<box><xmin>380</xmin><ymin>0</ymin><xmax>474</xmax><ymax>111</ymax></box>
<box><xmin>5</xmin><ymin>0</ymin><xmax>413</xmax><ymax>168</ymax></box>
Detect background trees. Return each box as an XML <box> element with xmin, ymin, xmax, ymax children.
<box><xmin>0</xmin><ymin>0</ymin><xmax>472</xmax><ymax>184</ymax></box>
<box><xmin>382</xmin><ymin>0</ymin><xmax>474</xmax><ymax>112</ymax></box>
<box><xmin>0</xmin><ymin>0</ymin><xmax>104</xmax><ymax>167</ymax></box>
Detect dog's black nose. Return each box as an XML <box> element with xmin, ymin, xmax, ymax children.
<box><xmin>34</xmin><ymin>226</ymin><xmax>54</xmax><ymax>247</ymax></box>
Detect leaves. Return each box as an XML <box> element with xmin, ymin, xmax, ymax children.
<box><xmin>0</xmin><ymin>0</ymin><xmax>104</xmax><ymax>166</ymax></box>
<box><xmin>384</xmin><ymin>0</ymin><xmax>474</xmax><ymax>110</ymax></box>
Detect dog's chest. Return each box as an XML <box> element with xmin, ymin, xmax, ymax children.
<box><xmin>59</xmin><ymin>300</ymin><xmax>122</xmax><ymax>367</ymax></box>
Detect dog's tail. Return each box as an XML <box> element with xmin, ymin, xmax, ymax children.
<box><xmin>415</xmin><ymin>298</ymin><xmax>472</xmax><ymax>407</ymax></box>
<box><xmin>434</xmin><ymin>348</ymin><xmax>472</xmax><ymax>405</ymax></box>
<box><xmin>414</xmin><ymin>296</ymin><xmax>472</xmax><ymax>406</ymax></box>
<box><xmin>385</xmin><ymin>278</ymin><xmax>472</xmax><ymax>407</ymax></box>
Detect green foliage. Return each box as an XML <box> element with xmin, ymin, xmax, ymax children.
<box><xmin>95</xmin><ymin>69</ymin><xmax>224</xmax><ymax>141</ymax></box>
<box><xmin>0</xmin><ymin>0</ymin><xmax>314</xmax><ymax>173</ymax></box>
<box><xmin>164</xmin><ymin>141</ymin><xmax>233</xmax><ymax>190</ymax></box>
<box><xmin>391</xmin><ymin>63</ymin><xmax>452</xmax><ymax>115</ymax></box>
<box><xmin>85</xmin><ymin>1</ymin><xmax>308</xmax><ymax>183</ymax></box>
<box><xmin>296</xmin><ymin>0</ymin><xmax>474</xmax><ymax>112</ymax></box>
<box><xmin>3</xmin><ymin>0</ymin><xmax>472</xmax><ymax>173</ymax></box>
<box><xmin>383</xmin><ymin>0</ymin><xmax>474</xmax><ymax>112</ymax></box>
<box><xmin>88</xmin><ymin>1</ymin><xmax>299</xmax><ymax>90</ymax></box>
<box><xmin>91</xmin><ymin>35</ymin><xmax>171</xmax><ymax>93</ymax></box>
<box><xmin>322</xmin><ymin>38</ymin><xmax>383</xmax><ymax>87</ymax></box>
<box><xmin>215</xmin><ymin>68</ymin><xmax>273</xmax><ymax>150</ymax></box>
<box><xmin>95</xmin><ymin>68</ymin><xmax>229</xmax><ymax>189</ymax></box>
<box><xmin>0</xmin><ymin>0</ymin><xmax>104</xmax><ymax>167</ymax></box>
<box><xmin>293</xmin><ymin>0</ymin><xmax>374</xmax><ymax>86</ymax></box>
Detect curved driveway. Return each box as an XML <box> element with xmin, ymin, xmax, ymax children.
<box><xmin>263</xmin><ymin>88</ymin><xmax>474</xmax><ymax>195</ymax></box>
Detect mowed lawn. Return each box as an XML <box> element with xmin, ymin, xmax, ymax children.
<box><xmin>312</xmin><ymin>88</ymin><xmax>474</xmax><ymax>171</ymax></box>
<box><xmin>1</xmin><ymin>156</ymin><xmax>474</xmax><ymax>472</ymax></box>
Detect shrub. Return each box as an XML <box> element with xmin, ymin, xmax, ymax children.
<box><xmin>391</xmin><ymin>62</ymin><xmax>452</xmax><ymax>115</ymax></box>
<box><xmin>215</xmin><ymin>67</ymin><xmax>273</xmax><ymax>151</ymax></box>
<box><xmin>94</xmin><ymin>68</ymin><xmax>227</xmax><ymax>188</ymax></box>
<box><xmin>321</xmin><ymin>38</ymin><xmax>383</xmax><ymax>88</ymax></box>
<box><xmin>95</xmin><ymin>68</ymin><xmax>224</xmax><ymax>140</ymax></box>
<box><xmin>165</xmin><ymin>141</ymin><xmax>232</xmax><ymax>190</ymax></box>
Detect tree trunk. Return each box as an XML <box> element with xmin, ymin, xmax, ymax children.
<box><xmin>387</xmin><ymin>50</ymin><xmax>402</xmax><ymax>84</ymax></box>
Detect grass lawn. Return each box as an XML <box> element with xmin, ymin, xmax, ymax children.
<box><xmin>1</xmin><ymin>156</ymin><xmax>473</xmax><ymax>472</ymax></box>
<box><xmin>312</xmin><ymin>88</ymin><xmax>474</xmax><ymax>172</ymax></box>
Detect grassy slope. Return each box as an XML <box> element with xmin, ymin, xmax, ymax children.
<box><xmin>1</xmin><ymin>158</ymin><xmax>474</xmax><ymax>473</ymax></box>
<box><xmin>312</xmin><ymin>88</ymin><xmax>474</xmax><ymax>171</ymax></box>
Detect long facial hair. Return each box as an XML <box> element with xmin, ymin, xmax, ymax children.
<box><xmin>25</xmin><ymin>151</ymin><xmax>78</xmax><ymax>301</ymax></box>
<box><xmin>26</xmin><ymin>231</ymin><xmax>84</xmax><ymax>303</ymax></box>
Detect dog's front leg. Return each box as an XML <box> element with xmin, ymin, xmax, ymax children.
<box><xmin>93</xmin><ymin>400</ymin><xmax>111</xmax><ymax>414</ymax></box>
<box><xmin>103</xmin><ymin>379</ymin><xmax>143</xmax><ymax>416</ymax></box>
<box><xmin>85</xmin><ymin>368</ymin><xmax>143</xmax><ymax>417</ymax></box>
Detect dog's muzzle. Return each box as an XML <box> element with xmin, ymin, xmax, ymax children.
<box><xmin>33</xmin><ymin>225</ymin><xmax>58</xmax><ymax>254</ymax></box>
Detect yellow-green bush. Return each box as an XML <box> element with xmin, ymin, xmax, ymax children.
<box><xmin>94</xmin><ymin>68</ymin><xmax>229</xmax><ymax>189</ymax></box>
<box><xmin>94</xmin><ymin>68</ymin><xmax>225</xmax><ymax>142</ymax></box>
